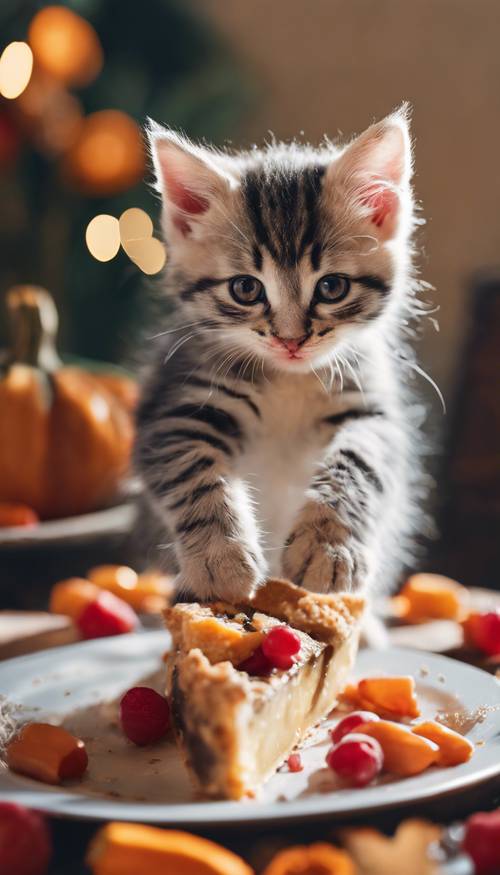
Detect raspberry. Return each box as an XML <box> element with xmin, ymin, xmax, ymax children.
<box><xmin>287</xmin><ymin>753</ymin><xmax>303</xmax><ymax>772</ymax></box>
<box><xmin>0</xmin><ymin>803</ymin><xmax>51</xmax><ymax>875</ymax></box>
<box><xmin>120</xmin><ymin>687</ymin><xmax>171</xmax><ymax>746</ymax></box>
<box><xmin>261</xmin><ymin>625</ymin><xmax>301</xmax><ymax>670</ymax></box>
<box><xmin>463</xmin><ymin>809</ymin><xmax>500</xmax><ymax>874</ymax></box>
<box><xmin>470</xmin><ymin>612</ymin><xmax>500</xmax><ymax>656</ymax></box>
<box><xmin>331</xmin><ymin>711</ymin><xmax>380</xmax><ymax>745</ymax></box>
<box><xmin>238</xmin><ymin>645</ymin><xmax>272</xmax><ymax>676</ymax></box>
<box><xmin>326</xmin><ymin>732</ymin><xmax>384</xmax><ymax>787</ymax></box>
<box><xmin>77</xmin><ymin>590</ymin><xmax>138</xmax><ymax>639</ymax></box>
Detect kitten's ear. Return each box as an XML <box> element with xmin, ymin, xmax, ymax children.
<box><xmin>147</xmin><ymin>122</ymin><xmax>237</xmax><ymax>242</ymax></box>
<box><xmin>330</xmin><ymin>106</ymin><xmax>412</xmax><ymax>240</ymax></box>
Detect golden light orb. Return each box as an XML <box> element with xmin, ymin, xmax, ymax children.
<box><xmin>0</xmin><ymin>42</ymin><xmax>33</xmax><ymax>99</ymax></box>
<box><xmin>85</xmin><ymin>215</ymin><xmax>121</xmax><ymax>263</ymax></box>
<box><xmin>119</xmin><ymin>208</ymin><xmax>154</xmax><ymax>250</ymax></box>
<box><xmin>28</xmin><ymin>6</ymin><xmax>103</xmax><ymax>88</ymax></box>
<box><xmin>61</xmin><ymin>110</ymin><xmax>145</xmax><ymax>196</ymax></box>
<box><xmin>125</xmin><ymin>238</ymin><xmax>167</xmax><ymax>275</ymax></box>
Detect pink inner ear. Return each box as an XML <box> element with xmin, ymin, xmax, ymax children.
<box><xmin>167</xmin><ymin>175</ymin><xmax>209</xmax><ymax>215</ymax></box>
<box><xmin>362</xmin><ymin>186</ymin><xmax>398</xmax><ymax>228</ymax></box>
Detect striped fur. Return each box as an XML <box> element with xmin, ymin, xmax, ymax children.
<box><xmin>134</xmin><ymin>108</ymin><xmax>428</xmax><ymax>603</ymax></box>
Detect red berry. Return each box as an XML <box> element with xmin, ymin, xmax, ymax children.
<box><xmin>0</xmin><ymin>803</ymin><xmax>51</xmax><ymax>875</ymax></box>
<box><xmin>326</xmin><ymin>732</ymin><xmax>384</xmax><ymax>787</ymax></box>
<box><xmin>120</xmin><ymin>686</ymin><xmax>171</xmax><ymax>746</ymax></box>
<box><xmin>262</xmin><ymin>625</ymin><xmax>301</xmax><ymax>670</ymax></box>
<box><xmin>331</xmin><ymin>711</ymin><xmax>380</xmax><ymax>745</ymax></box>
<box><xmin>463</xmin><ymin>809</ymin><xmax>500</xmax><ymax>874</ymax></box>
<box><xmin>287</xmin><ymin>753</ymin><xmax>303</xmax><ymax>772</ymax></box>
<box><xmin>238</xmin><ymin>645</ymin><xmax>272</xmax><ymax>676</ymax></box>
<box><xmin>470</xmin><ymin>612</ymin><xmax>500</xmax><ymax>656</ymax></box>
<box><xmin>77</xmin><ymin>590</ymin><xmax>138</xmax><ymax>639</ymax></box>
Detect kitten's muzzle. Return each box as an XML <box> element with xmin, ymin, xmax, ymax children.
<box><xmin>272</xmin><ymin>335</ymin><xmax>309</xmax><ymax>356</ymax></box>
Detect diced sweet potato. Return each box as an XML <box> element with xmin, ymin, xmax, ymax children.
<box><xmin>0</xmin><ymin>502</ymin><xmax>39</xmax><ymax>528</ymax></box>
<box><xmin>412</xmin><ymin>721</ymin><xmax>474</xmax><ymax>766</ymax></box>
<box><xmin>399</xmin><ymin>574</ymin><xmax>468</xmax><ymax>622</ymax></box>
<box><xmin>6</xmin><ymin>723</ymin><xmax>88</xmax><ymax>785</ymax></box>
<box><xmin>183</xmin><ymin>617</ymin><xmax>264</xmax><ymax>666</ymax></box>
<box><xmin>358</xmin><ymin>676</ymin><xmax>420</xmax><ymax>719</ymax></box>
<box><xmin>262</xmin><ymin>842</ymin><xmax>355</xmax><ymax>875</ymax></box>
<box><xmin>87</xmin><ymin>823</ymin><xmax>254</xmax><ymax>875</ymax></box>
<box><xmin>49</xmin><ymin>578</ymin><xmax>101</xmax><ymax>620</ymax></box>
<box><xmin>87</xmin><ymin>566</ymin><xmax>173</xmax><ymax>613</ymax></box>
<box><xmin>359</xmin><ymin>720</ymin><xmax>439</xmax><ymax>776</ymax></box>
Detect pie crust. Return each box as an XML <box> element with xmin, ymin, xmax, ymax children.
<box><xmin>164</xmin><ymin>578</ymin><xmax>364</xmax><ymax>799</ymax></box>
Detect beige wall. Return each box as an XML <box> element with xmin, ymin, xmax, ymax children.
<box><xmin>203</xmin><ymin>0</ymin><xmax>500</xmax><ymax>409</ymax></box>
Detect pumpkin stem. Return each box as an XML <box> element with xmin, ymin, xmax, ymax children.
<box><xmin>6</xmin><ymin>285</ymin><xmax>62</xmax><ymax>372</ymax></box>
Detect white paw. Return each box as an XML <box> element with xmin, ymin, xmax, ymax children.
<box><xmin>177</xmin><ymin>541</ymin><xmax>266</xmax><ymax>602</ymax></box>
<box><xmin>283</xmin><ymin>502</ymin><xmax>362</xmax><ymax>593</ymax></box>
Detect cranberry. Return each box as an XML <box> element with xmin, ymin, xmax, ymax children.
<box><xmin>470</xmin><ymin>612</ymin><xmax>500</xmax><ymax>657</ymax></box>
<box><xmin>463</xmin><ymin>809</ymin><xmax>500</xmax><ymax>874</ymax></box>
<box><xmin>0</xmin><ymin>803</ymin><xmax>51</xmax><ymax>875</ymax></box>
<box><xmin>77</xmin><ymin>590</ymin><xmax>138</xmax><ymax>639</ymax></box>
<box><xmin>326</xmin><ymin>732</ymin><xmax>384</xmax><ymax>787</ymax></box>
<box><xmin>287</xmin><ymin>753</ymin><xmax>303</xmax><ymax>772</ymax></box>
<box><xmin>238</xmin><ymin>645</ymin><xmax>272</xmax><ymax>676</ymax></box>
<box><xmin>331</xmin><ymin>711</ymin><xmax>380</xmax><ymax>745</ymax></box>
<box><xmin>120</xmin><ymin>687</ymin><xmax>171</xmax><ymax>746</ymax></box>
<box><xmin>261</xmin><ymin>625</ymin><xmax>301</xmax><ymax>670</ymax></box>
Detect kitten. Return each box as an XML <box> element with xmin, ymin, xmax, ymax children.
<box><xmin>135</xmin><ymin>106</ymin><xmax>425</xmax><ymax>605</ymax></box>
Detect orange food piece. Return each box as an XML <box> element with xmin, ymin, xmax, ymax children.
<box><xmin>462</xmin><ymin>612</ymin><xmax>483</xmax><ymax>648</ymax></box>
<box><xmin>338</xmin><ymin>684</ymin><xmax>375</xmax><ymax>712</ymax></box>
<box><xmin>398</xmin><ymin>573</ymin><xmax>467</xmax><ymax>622</ymax></box>
<box><xmin>412</xmin><ymin>721</ymin><xmax>474</xmax><ymax>766</ymax></box>
<box><xmin>360</xmin><ymin>720</ymin><xmax>439</xmax><ymax>776</ymax></box>
<box><xmin>87</xmin><ymin>565</ymin><xmax>173</xmax><ymax>612</ymax></box>
<box><xmin>0</xmin><ymin>501</ymin><xmax>39</xmax><ymax>527</ymax></box>
<box><xmin>6</xmin><ymin>722</ymin><xmax>88</xmax><ymax>785</ymax></box>
<box><xmin>49</xmin><ymin>577</ymin><xmax>101</xmax><ymax>620</ymax></box>
<box><xmin>87</xmin><ymin>823</ymin><xmax>254</xmax><ymax>875</ymax></box>
<box><xmin>358</xmin><ymin>676</ymin><xmax>420</xmax><ymax>719</ymax></box>
<box><xmin>261</xmin><ymin>842</ymin><xmax>355</xmax><ymax>875</ymax></box>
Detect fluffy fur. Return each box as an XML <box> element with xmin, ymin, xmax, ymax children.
<box><xmin>135</xmin><ymin>106</ymin><xmax>427</xmax><ymax>605</ymax></box>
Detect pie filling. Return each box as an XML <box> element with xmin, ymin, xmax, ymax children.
<box><xmin>165</xmin><ymin>579</ymin><xmax>364</xmax><ymax>799</ymax></box>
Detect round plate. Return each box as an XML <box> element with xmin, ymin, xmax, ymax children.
<box><xmin>0</xmin><ymin>500</ymin><xmax>136</xmax><ymax>549</ymax></box>
<box><xmin>0</xmin><ymin>633</ymin><xmax>499</xmax><ymax>825</ymax></box>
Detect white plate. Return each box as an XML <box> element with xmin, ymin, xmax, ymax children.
<box><xmin>0</xmin><ymin>501</ymin><xmax>136</xmax><ymax>549</ymax></box>
<box><xmin>0</xmin><ymin>633</ymin><xmax>499</xmax><ymax>826</ymax></box>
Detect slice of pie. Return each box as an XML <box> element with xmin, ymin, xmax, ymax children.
<box><xmin>164</xmin><ymin>578</ymin><xmax>364</xmax><ymax>800</ymax></box>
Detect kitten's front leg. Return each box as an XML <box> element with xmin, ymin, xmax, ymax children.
<box><xmin>136</xmin><ymin>433</ymin><xmax>266</xmax><ymax>602</ymax></box>
<box><xmin>283</xmin><ymin>420</ymin><xmax>398</xmax><ymax>594</ymax></box>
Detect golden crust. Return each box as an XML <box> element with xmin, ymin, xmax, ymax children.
<box><xmin>164</xmin><ymin>577</ymin><xmax>365</xmax><ymax>659</ymax></box>
<box><xmin>246</xmin><ymin>578</ymin><xmax>364</xmax><ymax>647</ymax></box>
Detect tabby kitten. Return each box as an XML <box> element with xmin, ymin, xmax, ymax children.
<box><xmin>135</xmin><ymin>106</ymin><xmax>424</xmax><ymax>604</ymax></box>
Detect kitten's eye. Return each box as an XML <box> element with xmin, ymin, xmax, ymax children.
<box><xmin>314</xmin><ymin>274</ymin><xmax>351</xmax><ymax>304</ymax></box>
<box><xmin>229</xmin><ymin>275</ymin><xmax>265</xmax><ymax>305</ymax></box>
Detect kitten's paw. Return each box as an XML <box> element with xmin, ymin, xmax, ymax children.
<box><xmin>177</xmin><ymin>542</ymin><xmax>266</xmax><ymax>603</ymax></box>
<box><xmin>283</xmin><ymin>502</ymin><xmax>364</xmax><ymax>594</ymax></box>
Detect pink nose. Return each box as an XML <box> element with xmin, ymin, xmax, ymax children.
<box><xmin>277</xmin><ymin>336</ymin><xmax>307</xmax><ymax>354</ymax></box>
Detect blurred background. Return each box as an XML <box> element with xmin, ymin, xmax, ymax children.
<box><xmin>1</xmin><ymin>0</ymin><xmax>499</xmax><ymax>599</ymax></box>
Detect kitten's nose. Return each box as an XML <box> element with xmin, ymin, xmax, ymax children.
<box><xmin>277</xmin><ymin>335</ymin><xmax>308</xmax><ymax>354</ymax></box>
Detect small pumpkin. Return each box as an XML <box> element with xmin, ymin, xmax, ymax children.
<box><xmin>0</xmin><ymin>285</ymin><xmax>134</xmax><ymax>519</ymax></box>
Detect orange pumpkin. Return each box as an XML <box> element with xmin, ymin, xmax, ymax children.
<box><xmin>0</xmin><ymin>286</ymin><xmax>134</xmax><ymax>519</ymax></box>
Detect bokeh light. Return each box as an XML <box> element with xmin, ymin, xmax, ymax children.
<box><xmin>15</xmin><ymin>72</ymin><xmax>83</xmax><ymax>157</ymax></box>
<box><xmin>119</xmin><ymin>208</ymin><xmax>153</xmax><ymax>248</ymax></box>
<box><xmin>0</xmin><ymin>42</ymin><xmax>33</xmax><ymax>100</ymax></box>
<box><xmin>28</xmin><ymin>5</ymin><xmax>103</xmax><ymax>88</ymax></box>
<box><xmin>61</xmin><ymin>110</ymin><xmax>145</xmax><ymax>196</ymax></box>
<box><xmin>124</xmin><ymin>238</ymin><xmax>167</xmax><ymax>275</ymax></box>
<box><xmin>86</xmin><ymin>215</ymin><xmax>121</xmax><ymax>262</ymax></box>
